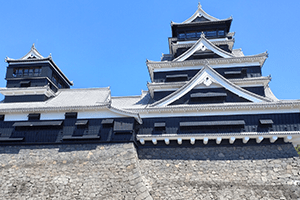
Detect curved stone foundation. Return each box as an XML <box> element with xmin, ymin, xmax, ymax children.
<box><xmin>0</xmin><ymin>143</ymin><xmax>299</xmax><ymax>199</ymax></box>
<box><xmin>138</xmin><ymin>144</ymin><xmax>300</xmax><ymax>200</ymax></box>
<box><xmin>0</xmin><ymin>143</ymin><xmax>151</xmax><ymax>200</ymax></box>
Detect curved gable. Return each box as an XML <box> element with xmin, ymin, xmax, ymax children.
<box><xmin>151</xmin><ymin>65</ymin><xmax>272</xmax><ymax>107</ymax></box>
<box><xmin>171</xmin><ymin>3</ymin><xmax>232</xmax><ymax>25</ymax></box>
<box><xmin>173</xmin><ymin>35</ymin><xmax>234</xmax><ymax>62</ymax></box>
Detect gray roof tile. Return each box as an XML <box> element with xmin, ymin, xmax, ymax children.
<box><xmin>0</xmin><ymin>87</ymin><xmax>110</xmax><ymax>112</ymax></box>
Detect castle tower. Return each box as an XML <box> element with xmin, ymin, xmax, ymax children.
<box><xmin>2</xmin><ymin>44</ymin><xmax>73</xmax><ymax>102</ymax></box>
<box><xmin>135</xmin><ymin>4</ymin><xmax>299</xmax><ymax>147</ymax></box>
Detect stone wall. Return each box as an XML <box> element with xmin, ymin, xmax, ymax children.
<box><xmin>0</xmin><ymin>143</ymin><xmax>151</xmax><ymax>200</ymax></box>
<box><xmin>0</xmin><ymin>143</ymin><xmax>299</xmax><ymax>199</ymax></box>
<box><xmin>138</xmin><ymin>144</ymin><xmax>300</xmax><ymax>200</ymax></box>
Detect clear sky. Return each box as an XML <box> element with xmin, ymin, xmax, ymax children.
<box><xmin>0</xmin><ymin>0</ymin><xmax>299</xmax><ymax>100</ymax></box>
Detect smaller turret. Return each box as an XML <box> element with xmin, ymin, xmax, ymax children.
<box><xmin>1</xmin><ymin>44</ymin><xmax>73</xmax><ymax>102</ymax></box>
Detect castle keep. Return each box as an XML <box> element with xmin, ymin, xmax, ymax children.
<box><xmin>0</xmin><ymin>4</ymin><xmax>299</xmax><ymax>199</ymax></box>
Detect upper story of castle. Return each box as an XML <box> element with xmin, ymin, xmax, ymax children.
<box><xmin>145</xmin><ymin>3</ymin><xmax>273</xmax><ymax>107</ymax></box>
<box><xmin>169</xmin><ymin>2</ymin><xmax>234</xmax><ymax>61</ymax></box>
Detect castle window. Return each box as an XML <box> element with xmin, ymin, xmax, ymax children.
<box><xmin>13</xmin><ymin>67</ymin><xmax>41</xmax><ymax>77</ymax></box>
<box><xmin>218</xmin><ymin>30</ymin><xmax>225</xmax><ymax>36</ymax></box>
<box><xmin>17</xmin><ymin>69</ymin><xmax>23</xmax><ymax>77</ymax></box>
<box><xmin>34</xmin><ymin>68</ymin><xmax>42</xmax><ymax>76</ymax></box>
<box><xmin>178</xmin><ymin>33</ymin><xmax>186</xmax><ymax>39</ymax></box>
<box><xmin>186</xmin><ymin>32</ymin><xmax>196</xmax><ymax>38</ymax></box>
<box><xmin>154</xmin><ymin>122</ymin><xmax>166</xmax><ymax>132</ymax></box>
<box><xmin>206</xmin><ymin>31</ymin><xmax>216</xmax><ymax>37</ymax></box>
<box><xmin>28</xmin><ymin>68</ymin><xmax>33</xmax><ymax>76</ymax></box>
<box><xmin>23</xmin><ymin>68</ymin><xmax>29</xmax><ymax>76</ymax></box>
<box><xmin>113</xmin><ymin>121</ymin><xmax>134</xmax><ymax>134</ymax></box>
<box><xmin>166</xmin><ymin>74</ymin><xmax>188</xmax><ymax>82</ymax></box>
<box><xmin>52</xmin><ymin>74</ymin><xmax>58</xmax><ymax>84</ymax></box>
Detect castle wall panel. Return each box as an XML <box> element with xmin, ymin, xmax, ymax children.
<box><xmin>138</xmin><ymin>113</ymin><xmax>300</xmax><ymax>136</ymax></box>
<box><xmin>0</xmin><ymin>117</ymin><xmax>137</xmax><ymax>145</ymax></box>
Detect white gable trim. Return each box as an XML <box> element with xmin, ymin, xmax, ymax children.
<box><xmin>173</xmin><ymin>35</ymin><xmax>234</xmax><ymax>62</ymax></box>
<box><xmin>181</xmin><ymin>3</ymin><xmax>219</xmax><ymax>23</ymax></box>
<box><xmin>20</xmin><ymin>44</ymin><xmax>44</xmax><ymax>60</ymax></box>
<box><xmin>151</xmin><ymin>65</ymin><xmax>270</xmax><ymax>107</ymax></box>
<box><xmin>148</xmin><ymin>77</ymin><xmax>270</xmax><ymax>97</ymax></box>
<box><xmin>109</xmin><ymin>106</ymin><xmax>143</xmax><ymax>124</ymax></box>
<box><xmin>171</xmin><ymin>3</ymin><xmax>232</xmax><ymax>25</ymax></box>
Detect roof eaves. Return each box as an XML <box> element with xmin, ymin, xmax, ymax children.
<box><xmin>48</xmin><ymin>58</ymin><xmax>73</xmax><ymax>86</ymax></box>
<box><xmin>0</xmin><ymin>103</ymin><xmax>110</xmax><ymax>114</ymax></box>
<box><xmin>171</xmin><ymin>18</ymin><xmax>232</xmax><ymax>26</ymax></box>
<box><xmin>125</xmin><ymin>100</ymin><xmax>300</xmax><ymax>114</ymax></box>
<box><xmin>108</xmin><ymin>105</ymin><xmax>143</xmax><ymax>124</ymax></box>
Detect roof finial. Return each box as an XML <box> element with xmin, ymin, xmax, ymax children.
<box><xmin>201</xmin><ymin>31</ymin><xmax>206</xmax><ymax>38</ymax></box>
<box><xmin>198</xmin><ymin>1</ymin><xmax>202</xmax><ymax>9</ymax></box>
<box><xmin>31</xmin><ymin>43</ymin><xmax>35</xmax><ymax>49</ymax></box>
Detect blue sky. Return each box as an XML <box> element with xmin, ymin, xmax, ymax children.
<box><xmin>0</xmin><ymin>0</ymin><xmax>299</xmax><ymax>100</ymax></box>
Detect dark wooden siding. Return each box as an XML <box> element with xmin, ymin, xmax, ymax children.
<box><xmin>153</xmin><ymin>66</ymin><xmax>262</xmax><ymax>83</ymax></box>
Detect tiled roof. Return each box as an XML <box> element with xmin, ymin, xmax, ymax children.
<box><xmin>0</xmin><ymin>88</ymin><xmax>110</xmax><ymax>112</ymax></box>
<box><xmin>47</xmin><ymin>88</ymin><xmax>110</xmax><ymax>107</ymax></box>
<box><xmin>232</xmin><ymin>49</ymin><xmax>245</xmax><ymax>57</ymax></box>
<box><xmin>111</xmin><ymin>92</ymin><xmax>152</xmax><ymax>109</ymax></box>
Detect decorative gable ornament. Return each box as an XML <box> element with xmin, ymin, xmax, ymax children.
<box><xmin>199</xmin><ymin>42</ymin><xmax>206</xmax><ymax>52</ymax></box>
<box><xmin>20</xmin><ymin>44</ymin><xmax>44</xmax><ymax>60</ymax></box>
<box><xmin>203</xmin><ymin>76</ymin><xmax>213</xmax><ymax>87</ymax></box>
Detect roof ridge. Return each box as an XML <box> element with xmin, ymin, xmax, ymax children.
<box><xmin>58</xmin><ymin>87</ymin><xmax>110</xmax><ymax>91</ymax></box>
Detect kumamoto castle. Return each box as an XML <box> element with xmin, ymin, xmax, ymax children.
<box><xmin>0</xmin><ymin>3</ymin><xmax>299</xmax><ymax>200</ymax></box>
